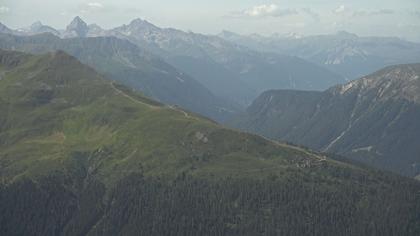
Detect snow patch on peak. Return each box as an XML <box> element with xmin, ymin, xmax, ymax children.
<box><xmin>324</xmin><ymin>46</ymin><xmax>368</xmax><ymax>65</ymax></box>
<box><xmin>339</xmin><ymin>80</ymin><xmax>361</xmax><ymax>94</ymax></box>
<box><xmin>352</xmin><ymin>146</ymin><xmax>373</xmax><ymax>153</ymax></box>
<box><xmin>176</xmin><ymin>76</ymin><xmax>185</xmax><ymax>83</ymax></box>
<box><xmin>340</xmin><ymin>83</ymin><xmax>354</xmax><ymax>94</ymax></box>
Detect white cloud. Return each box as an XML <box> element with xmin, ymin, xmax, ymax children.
<box><xmin>231</xmin><ymin>4</ymin><xmax>297</xmax><ymax>18</ymax></box>
<box><xmin>0</xmin><ymin>6</ymin><xmax>10</xmax><ymax>14</ymax></box>
<box><xmin>334</xmin><ymin>5</ymin><xmax>346</xmax><ymax>14</ymax></box>
<box><xmin>333</xmin><ymin>6</ymin><xmax>395</xmax><ymax>18</ymax></box>
<box><xmin>245</xmin><ymin>4</ymin><xmax>278</xmax><ymax>17</ymax></box>
<box><xmin>78</xmin><ymin>2</ymin><xmax>108</xmax><ymax>14</ymax></box>
<box><xmin>353</xmin><ymin>9</ymin><xmax>395</xmax><ymax>17</ymax></box>
<box><xmin>87</xmin><ymin>2</ymin><xmax>104</xmax><ymax>9</ymax></box>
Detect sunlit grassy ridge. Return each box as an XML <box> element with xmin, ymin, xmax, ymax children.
<box><xmin>0</xmin><ymin>49</ymin><xmax>340</xmax><ymax>186</ymax></box>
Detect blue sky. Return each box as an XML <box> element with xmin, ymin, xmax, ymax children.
<box><xmin>1</xmin><ymin>0</ymin><xmax>419</xmax><ymax>41</ymax></box>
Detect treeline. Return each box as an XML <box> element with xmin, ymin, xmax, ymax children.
<box><xmin>1</xmin><ymin>171</ymin><xmax>419</xmax><ymax>236</ymax></box>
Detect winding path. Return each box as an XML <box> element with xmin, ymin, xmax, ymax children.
<box><xmin>110</xmin><ymin>82</ymin><xmax>196</xmax><ymax>120</ymax></box>
<box><xmin>110</xmin><ymin>82</ymin><xmax>158</xmax><ymax>109</ymax></box>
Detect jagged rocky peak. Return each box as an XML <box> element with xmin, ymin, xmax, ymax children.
<box><xmin>18</xmin><ymin>21</ymin><xmax>60</xmax><ymax>35</ymax></box>
<box><xmin>66</xmin><ymin>16</ymin><xmax>89</xmax><ymax>37</ymax></box>
<box><xmin>68</xmin><ymin>16</ymin><xmax>87</xmax><ymax>27</ymax></box>
<box><xmin>333</xmin><ymin>64</ymin><xmax>420</xmax><ymax>102</ymax></box>
<box><xmin>128</xmin><ymin>18</ymin><xmax>159</xmax><ymax>30</ymax></box>
<box><xmin>30</xmin><ymin>21</ymin><xmax>43</xmax><ymax>30</ymax></box>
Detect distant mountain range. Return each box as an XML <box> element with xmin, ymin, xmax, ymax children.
<box><xmin>219</xmin><ymin>30</ymin><xmax>420</xmax><ymax>80</ymax></box>
<box><xmin>231</xmin><ymin>64</ymin><xmax>420</xmax><ymax>178</ymax></box>
<box><xmin>0</xmin><ymin>17</ymin><xmax>345</xmax><ymax>106</ymax></box>
<box><xmin>108</xmin><ymin>18</ymin><xmax>344</xmax><ymax>104</ymax></box>
<box><xmin>1</xmin><ymin>49</ymin><xmax>419</xmax><ymax>235</ymax></box>
<box><xmin>0</xmin><ymin>32</ymin><xmax>238</xmax><ymax>122</ymax></box>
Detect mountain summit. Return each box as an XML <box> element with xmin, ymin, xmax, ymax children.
<box><xmin>64</xmin><ymin>16</ymin><xmax>89</xmax><ymax>37</ymax></box>
<box><xmin>128</xmin><ymin>18</ymin><xmax>159</xmax><ymax>29</ymax></box>
<box><xmin>26</xmin><ymin>21</ymin><xmax>60</xmax><ymax>35</ymax></box>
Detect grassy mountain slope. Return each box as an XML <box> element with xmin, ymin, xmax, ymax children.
<box><xmin>231</xmin><ymin>64</ymin><xmax>420</xmax><ymax>177</ymax></box>
<box><xmin>0</xmin><ymin>50</ymin><xmax>419</xmax><ymax>235</ymax></box>
<box><xmin>0</xmin><ymin>49</ymin><xmax>341</xmax><ymax>184</ymax></box>
<box><xmin>0</xmin><ymin>33</ymin><xmax>237</xmax><ymax>122</ymax></box>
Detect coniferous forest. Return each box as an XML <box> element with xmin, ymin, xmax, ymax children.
<box><xmin>1</xmin><ymin>169</ymin><xmax>420</xmax><ymax>236</ymax></box>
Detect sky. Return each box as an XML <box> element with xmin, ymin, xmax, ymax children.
<box><xmin>0</xmin><ymin>0</ymin><xmax>420</xmax><ymax>41</ymax></box>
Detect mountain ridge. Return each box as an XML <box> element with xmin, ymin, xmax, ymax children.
<box><xmin>230</xmin><ymin>63</ymin><xmax>420</xmax><ymax>177</ymax></box>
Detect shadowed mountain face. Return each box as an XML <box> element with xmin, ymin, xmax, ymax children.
<box><xmin>63</xmin><ymin>16</ymin><xmax>89</xmax><ymax>38</ymax></box>
<box><xmin>0</xmin><ymin>33</ymin><xmax>237</xmax><ymax>122</ymax></box>
<box><xmin>219</xmin><ymin>31</ymin><xmax>420</xmax><ymax>81</ymax></box>
<box><xmin>0</xmin><ymin>17</ymin><xmax>345</xmax><ymax>106</ymax></box>
<box><xmin>231</xmin><ymin>64</ymin><xmax>420</xmax><ymax>177</ymax></box>
<box><xmin>0</xmin><ymin>50</ymin><xmax>419</xmax><ymax>235</ymax></box>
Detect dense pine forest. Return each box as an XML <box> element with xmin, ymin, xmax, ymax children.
<box><xmin>1</xmin><ymin>168</ymin><xmax>420</xmax><ymax>236</ymax></box>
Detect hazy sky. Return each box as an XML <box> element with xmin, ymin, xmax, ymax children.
<box><xmin>1</xmin><ymin>0</ymin><xmax>420</xmax><ymax>41</ymax></box>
